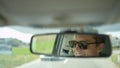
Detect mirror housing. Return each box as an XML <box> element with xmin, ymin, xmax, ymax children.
<box><xmin>30</xmin><ymin>33</ymin><xmax>112</xmax><ymax>57</ymax></box>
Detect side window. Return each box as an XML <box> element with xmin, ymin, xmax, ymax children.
<box><xmin>52</xmin><ymin>34</ymin><xmax>64</xmax><ymax>55</ymax></box>
<box><xmin>60</xmin><ymin>34</ymin><xmax>75</xmax><ymax>56</ymax></box>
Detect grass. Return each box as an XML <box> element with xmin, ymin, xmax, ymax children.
<box><xmin>0</xmin><ymin>47</ymin><xmax>38</xmax><ymax>68</ymax></box>
<box><xmin>12</xmin><ymin>47</ymin><xmax>31</xmax><ymax>55</ymax></box>
<box><xmin>111</xmin><ymin>54</ymin><xmax>120</xmax><ymax>68</ymax></box>
<box><xmin>0</xmin><ymin>35</ymin><xmax>57</xmax><ymax>68</ymax></box>
<box><xmin>32</xmin><ymin>41</ymin><xmax>55</xmax><ymax>54</ymax></box>
<box><xmin>112</xmin><ymin>46</ymin><xmax>120</xmax><ymax>50</ymax></box>
<box><xmin>0</xmin><ymin>39</ymin><xmax>55</xmax><ymax>68</ymax></box>
<box><xmin>0</xmin><ymin>54</ymin><xmax>39</xmax><ymax>68</ymax></box>
<box><xmin>32</xmin><ymin>35</ymin><xmax>56</xmax><ymax>54</ymax></box>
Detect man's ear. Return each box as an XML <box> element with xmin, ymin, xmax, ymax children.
<box><xmin>97</xmin><ymin>43</ymin><xmax>104</xmax><ymax>53</ymax></box>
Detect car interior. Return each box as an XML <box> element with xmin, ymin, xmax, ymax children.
<box><xmin>0</xmin><ymin>0</ymin><xmax>120</xmax><ymax>68</ymax></box>
<box><xmin>59</xmin><ymin>33</ymin><xmax>112</xmax><ymax>57</ymax></box>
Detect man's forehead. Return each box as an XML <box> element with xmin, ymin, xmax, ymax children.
<box><xmin>75</xmin><ymin>34</ymin><xmax>95</xmax><ymax>42</ymax></box>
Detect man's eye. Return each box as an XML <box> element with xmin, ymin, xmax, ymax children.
<box><xmin>77</xmin><ymin>42</ymin><xmax>88</xmax><ymax>49</ymax></box>
<box><xmin>81</xmin><ymin>42</ymin><xmax>88</xmax><ymax>46</ymax></box>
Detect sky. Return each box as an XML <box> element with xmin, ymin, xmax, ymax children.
<box><xmin>94</xmin><ymin>23</ymin><xmax>120</xmax><ymax>38</ymax></box>
<box><xmin>0</xmin><ymin>26</ymin><xmax>60</xmax><ymax>43</ymax></box>
<box><xmin>0</xmin><ymin>23</ymin><xmax>120</xmax><ymax>43</ymax></box>
<box><xmin>0</xmin><ymin>27</ymin><xmax>33</xmax><ymax>43</ymax></box>
<box><xmin>105</xmin><ymin>31</ymin><xmax>120</xmax><ymax>39</ymax></box>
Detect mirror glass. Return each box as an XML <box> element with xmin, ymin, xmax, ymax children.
<box><xmin>30</xmin><ymin>33</ymin><xmax>112</xmax><ymax>57</ymax></box>
<box><xmin>31</xmin><ymin>34</ymin><xmax>56</xmax><ymax>54</ymax></box>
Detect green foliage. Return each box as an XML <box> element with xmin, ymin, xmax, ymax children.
<box><xmin>112</xmin><ymin>47</ymin><xmax>120</xmax><ymax>50</ymax></box>
<box><xmin>33</xmin><ymin>41</ymin><xmax>54</xmax><ymax>54</ymax></box>
<box><xmin>111</xmin><ymin>54</ymin><xmax>120</xmax><ymax>68</ymax></box>
<box><xmin>0</xmin><ymin>47</ymin><xmax>39</xmax><ymax>68</ymax></box>
<box><xmin>12</xmin><ymin>47</ymin><xmax>31</xmax><ymax>55</ymax></box>
<box><xmin>0</xmin><ymin>54</ymin><xmax>39</xmax><ymax>68</ymax></box>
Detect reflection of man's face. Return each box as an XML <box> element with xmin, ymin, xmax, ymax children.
<box><xmin>73</xmin><ymin>34</ymin><xmax>104</xmax><ymax>56</ymax></box>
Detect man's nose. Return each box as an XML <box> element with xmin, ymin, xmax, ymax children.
<box><xmin>75</xmin><ymin>45</ymin><xmax>80</xmax><ymax>48</ymax></box>
<box><xmin>75</xmin><ymin>44</ymin><xmax>83</xmax><ymax>49</ymax></box>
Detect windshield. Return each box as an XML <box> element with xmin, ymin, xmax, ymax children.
<box><xmin>0</xmin><ymin>0</ymin><xmax>120</xmax><ymax>68</ymax></box>
<box><xmin>0</xmin><ymin>24</ymin><xmax>120</xmax><ymax>68</ymax></box>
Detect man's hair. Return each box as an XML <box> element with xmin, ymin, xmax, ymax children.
<box><xmin>93</xmin><ymin>36</ymin><xmax>105</xmax><ymax>44</ymax></box>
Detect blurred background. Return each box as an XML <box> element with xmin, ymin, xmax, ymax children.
<box><xmin>0</xmin><ymin>0</ymin><xmax>120</xmax><ymax>68</ymax></box>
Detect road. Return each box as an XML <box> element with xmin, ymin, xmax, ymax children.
<box><xmin>16</xmin><ymin>58</ymin><xmax>117</xmax><ymax>68</ymax></box>
<box><xmin>113</xmin><ymin>50</ymin><xmax>120</xmax><ymax>54</ymax></box>
<box><xmin>16</xmin><ymin>50</ymin><xmax>120</xmax><ymax>68</ymax></box>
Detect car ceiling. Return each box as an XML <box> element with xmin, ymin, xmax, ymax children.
<box><xmin>0</xmin><ymin>0</ymin><xmax>120</xmax><ymax>27</ymax></box>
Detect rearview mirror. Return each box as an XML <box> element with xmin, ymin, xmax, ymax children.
<box><xmin>30</xmin><ymin>33</ymin><xmax>112</xmax><ymax>57</ymax></box>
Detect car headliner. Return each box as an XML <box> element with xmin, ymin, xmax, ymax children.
<box><xmin>0</xmin><ymin>0</ymin><xmax>120</xmax><ymax>27</ymax></box>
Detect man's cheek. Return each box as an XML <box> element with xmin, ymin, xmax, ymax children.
<box><xmin>84</xmin><ymin>49</ymin><xmax>94</xmax><ymax>55</ymax></box>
